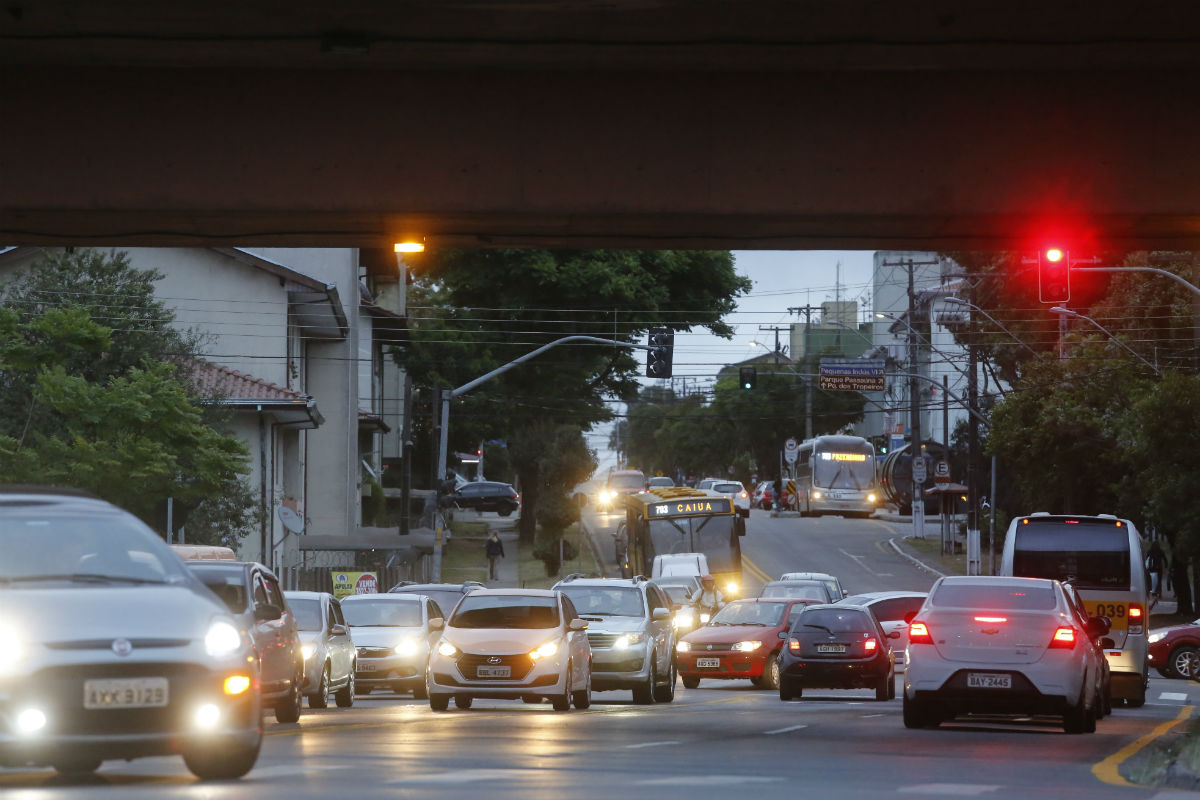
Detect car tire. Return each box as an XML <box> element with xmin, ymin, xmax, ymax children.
<box><xmin>902</xmin><ymin>694</ymin><xmax>937</xmax><ymax>729</ymax></box>
<box><xmin>1063</xmin><ymin>689</ymin><xmax>1091</xmax><ymax>734</ymax></box>
<box><xmin>779</xmin><ymin>681</ymin><xmax>799</xmax><ymax>701</ymax></box>
<box><xmin>51</xmin><ymin>757</ymin><xmax>103</xmax><ymax>776</ymax></box>
<box><xmin>682</xmin><ymin>675</ymin><xmax>700</xmax><ymax>689</ymax></box>
<box><xmin>429</xmin><ymin>694</ymin><xmax>450</xmax><ymax>711</ymax></box>
<box><xmin>875</xmin><ymin>674</ymin><xmax>891</xmax><ymax>702</ymax></box>
<box><xmin>522</xmin><ymin>695</ymin><xmax>542</xmax><ymax>703</ymax></box>
<box><xmin>760</xmin><ymin>654</ymin><xmax>781</xmax><ymax>690</ymax></box>
<box><xmin>309</xmin><ymin>665</ymin><xmax>331</xmax><ymax>709</ymax></box>
<box><xmin>888</xmin><ymin>674</ymin><xmax>897</xmax><ymax>700</ymax></box>
<box><xmin>275</xmin><ymin>680</ymin><xmax>302</xmax><ymax>723</ymax></box>
<box><xmin>413</xmin><ymin>681</ymin><xmax>429</xmax><ymax>700</ymax></box>
<box><xmin>653</xmin><ymin>656</ymin><xmax>676</xmax><ymax>703</ymax></box>
<box><xmin>632</xmin><ymin>658</ymin><xmax>657</xmax><ymax>705</ymax></box>
<box><xmin>356</xmin><ymin>684</ymin><xmax>372</xmax><ymax>696</ymax></box>
<box><xmin>572</xmin><ymin>667</ymin><xmax>592</xmax><ymax>709</ymax></box>
<box><xmin>498</xmin><ymin>506</ymin><xmax>514</xmax><ymax>517</ymax></box>
<box><xmin>1127</xmin><ymin>680</ymin><xmax>1148</xmax><ymax>707</ymax></box>
<box><xmin>335</xmin><ymin>671</ymin><xmax>355</xmax><ymax>708</ymax></box>
<box><xmin>454</xmin><ymin>694</ymin><xmax>473</xmax><ymax>709</ymax></box>
<box><xmin>1170</xmin><ymin>646</ymin><xmax>1199</xmax><ymax>679</ymax></box>
<box><xmin>183</xmin><ymin>731</ymin><xmax>262</xmax><ymax>781</ymax></box>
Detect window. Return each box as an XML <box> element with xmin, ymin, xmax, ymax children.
<box><xmin>871</xmin><ymin>596</ymin><xmax>925</xmax><ymax>622</ymax></box>
<box><xmin>343</xmin><ymin>599</ymin><xmax>424</xmax><ymax>627</ymax></box>
<box><xmin>558</xmin><ymin>586</ymin><xmax>645</xmax><ymax>617</ymax></box>
<box><xmin>931</xmin><ymin>582</ymin><xmax>1057</xmax><ymax>610</ymax></box>
<box><xmin>451</xmin><ymin>596</ymin><xmax>560</xmax><ymax>629</ymax></box>
<box><xmin>289</xmin><ymin>597</ymin><xmax>324</xmax><ymax>632</ymax></box>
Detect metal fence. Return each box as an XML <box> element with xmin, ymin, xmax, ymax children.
<box><xmin>277</xmin><ymin>557</ymin><xmax>431</xmax><ymax>593</ymax></box>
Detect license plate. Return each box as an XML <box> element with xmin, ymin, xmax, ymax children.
<box><xmin>358</xmin><ymin>662</ymin><xmax>378</xmax><ymax>672</ymax></box>
<box><xmin>696</xmin><ymin>657</ymin><xmax>721</xmax><ymax>668</ymax></box>
<box><xmin>83</xmin><ymin>677</ymin><xmax>169</xmax><ymax>709</ymax></box>
<box><xmin>816</xmin><ymin>644</ymin><xmax>847</xmax><ymax>654</ymax></box>
<box><xmin>967</xmin><ymin>672</ymin><xmax>1011</xmax><ymax>689</ymax></box>
<box><xmin>477</xmin><ymin>666</ymin><xmax>511</xmax><ymax>678</ymax></box>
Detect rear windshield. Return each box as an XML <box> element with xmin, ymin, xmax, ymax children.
<box><xmin>794</xmin><ymin>607</ymin><xmax>872</xmax><ymax>633</ymax></box>
<box><xmin>931</xmin><ymin>582</ymin><xmax>1057</xmax><ymax>610</ymax></box>
<box><xmin>762</xmin><ymin>582</ymin><xmax>828</xmax><ymax>601</ymax></box>
<box><xmin>609</xmin><ymin>474</ymin><xmax>644</xmax><ymax>489</ymax></box>
<box><xmin>343</xmin><ymin>599</ymin><xmax>423</xmax><ymax>627</ymax></box>
<box><xmin>390</xmin><ymin>588</ymin><xmax>466</xmax><ymax>613</ymax></box>
<box><xmin>1012</xmin><ymin>520</ymin><xmax>1132</xmax><ymax>591</ymax></box>
<box><xmin>451</xmin><ymin>596</ymin><xmax>559</xmax><ymax>629</ymax></box>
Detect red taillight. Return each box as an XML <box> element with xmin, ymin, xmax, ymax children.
<box><xmin>974</xmin><ymin>616</ymin><xmax>1007</xmax><ymax>624</ymax></box>
<box><xmin>1049</xmin><ymin>626</ymin><xmax>1077</xmax><ymax>649</ymax></box>
<box><xmin>1128</xmin><ymin>604</ymin><xmax>1144</xmax><ymax>634</ymax></box>
<box><xmin>908</xmin><ymin>622</ymin><xmax>932</xmax><ymax>645</ymax></box>
<box><xmin>788</xmin><ymin>638</ymin><xmax>800</xmax><ymax>651</ymax></box>
<box><xmin>863</xmin><ymin>637</ymin><xmax>877</xmax><ymax>653</ymax></box>
<box><xmin>1128</xmin><ymin>606</ymin><xmax>1143</xmax><ymax>619</ymax></box>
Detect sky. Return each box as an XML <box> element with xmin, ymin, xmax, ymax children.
<box><xmin>587</xmin><ymin>251</ymin><xmax>875</xmax><ymax>472</ymax></box>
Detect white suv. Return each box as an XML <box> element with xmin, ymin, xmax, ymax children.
<box><xmin>904</xmin><ymin>575</ymin><xmax>1109</xmax><ymax>734</ymax></box>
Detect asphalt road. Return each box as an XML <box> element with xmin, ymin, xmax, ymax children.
<box><xmin>4</xmin><ymin>508</ymin><xmax>1195</xmax><ymax>799</ymax></box>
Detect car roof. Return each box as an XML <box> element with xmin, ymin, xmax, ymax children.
<box><xmin>765</xmin><ymin>579</ymin><xmax>826</xmax><ymax>587</ymax></box>
<box><xmin>466</xmin><ymin>588</ymin><xmax>559</xmax><ymax>598</ymax></box>
<box><xmin>283</xmin><ymin>590</ymin><xmax>332</xmax><ymax>600</ymax></box>
<box><xmin>186</xmin><ymin>561</ymin><xmax>266</xmax><ymax>576</ymax></box>
<box><xmin>389</xmin><ymin>582</ymin><xmax>483</xmax><ymax>592</ymax></box>
<box><xmin>839</xmin><ymin>590</ymin><xmax>926</xmax><ymax>601</ymax></box>
<box><xmin>342</xmin><ymin>593</ymin><xmax>422</xmax><ymax>603</ymax></box>
<box><xmin>554</xmin><ymin>578</ymin><xmax>645</xmax><ymax>589</ymax></box>
<box><xmin>727</xmin><ymin>597</ymin><xmax>790</xmax><ymax>605</ymax></box>
<box><xmin>937</xmin><ymin>575</ymin><xmax>1056</xmax><ymax>589</ymax></box>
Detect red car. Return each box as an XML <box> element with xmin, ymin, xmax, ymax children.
<box><xmin>1149</xmin><ymin>619</ymin><xmax>1200</xmax><ymax>679</ymax></box>
<box><xmin>676</xmin><ymin>598</ymin><xmax>815</xmax><ymax>689</ymax></box>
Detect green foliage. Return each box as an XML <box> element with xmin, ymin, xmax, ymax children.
<box><xmin>509</xmin><ymin>423</ymin><xmax>597</xmax><ymax>545</ymax></box>
<box><xmin>363</xmin><ymin>471</ymin><xmax>387</xmax><ymax>527</ymax></box>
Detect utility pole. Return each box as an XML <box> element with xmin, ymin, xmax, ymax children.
<box><xmin>906</xmin><ymin>258</ymin><xmax>925</xmax><ymax>539</ymax></box>
<box><xmin>966</xmin><ymin>280</ymin><xmax>981</xmax><ymax>575</ymax></box>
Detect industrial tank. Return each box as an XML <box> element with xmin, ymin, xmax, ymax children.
<box><xmin>879</xmin><ymin>440</ymin><xmax>950</xmax><ymax>515</ymax></box>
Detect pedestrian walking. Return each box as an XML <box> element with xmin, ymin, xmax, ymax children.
<box><xmin>485</xmin><ymin>530</ymin><xmax>505</xmax><ymax>580</ymax></box>
<box><xmin>1146</xmin><ymin>540</ymin><xmax>1167</xmax><ymax>598</ymax></box>
<box><xmin>773</xmin><ymin>475</ymin><xmax>783</xmax><ymax>511</ymax></box>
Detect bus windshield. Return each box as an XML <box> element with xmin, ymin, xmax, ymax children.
<box><xmin>647</xmin><ymin>515</ymin><xmax>737</xmax><ymax>574</ymax></box>
<box><xmin>1012</xmin><ymin>521</ymin><xmax>1132</xmax><ymax>591</ymax></box>
<box><xmin>813</xmin><ymin>448</ymin><xmax>875</xmax><ymax>490</ymax></box>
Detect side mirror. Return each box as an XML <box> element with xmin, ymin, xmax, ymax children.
<box><xmin>778</xmin><ymin>631</ymin><xmax>788</xmax><ymax>640</ymax></box>
<box><xmin>652</xmin><ymin>607</ymin><xmax>670</xmax><ymax>621</ymax></box>
<box><xmin>569</xmin><ymin>618</ymin><xmax>588</xmax><ymax>631</ymax></box>
<box><xmin>254</xmin><ymin>604</ymin><xmax>283</xmax><ymax>622</ymax></box>
<box><xmin>887</xmin><ymin>630</ymin><xmax>902</xmax><ymax>639</ymax></box>
<box><xmin>1100</xmin><ymin>637</ymin><xmax>1116</xmax><ymax>649</ymax></box>
<box><xmin>903</xmin><ymin>610</ymin><xmax>918</xmax><ymax>624</ymax></box>
<box><xmin>429</xmin><ymin>617</ymin><xmax>444</xmax><ymax>631</ymax></box>
<box><xmin>1087</xmin><ymin>616</ymin><xmax>1111</xmax><ymax>638</ymax></box>
<box><xmin>330</xmin><ymin>623</ymin><xmax>350</xmax><ymax>636</ymax></box>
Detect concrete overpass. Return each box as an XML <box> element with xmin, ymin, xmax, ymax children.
<box><xmin>4</xmin><ymin>2</ymin><xmax>1200</xmax><ymax>251</ymax></box>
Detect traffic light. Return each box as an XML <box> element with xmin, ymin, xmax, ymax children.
<box><xmin>1038</xmin><ymin>247</ymin><xmax>1071</xmax><ymax>303</ymax></box>
<box><xmin>646</xmin><ymin>327</ymin><xmax>674</xmax><ymax>378</ymax></box>
<box><xmin>739</xmin><ymin>366</ymin><xmax>757</xmax><ymax>390</ymax></box>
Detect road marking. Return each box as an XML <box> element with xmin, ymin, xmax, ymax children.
<box><xmin>1160</xmin><ymin>692</ymin><xmax>1188</xmax><ymax>702</ymax></box>
<box><xmin>898</xmin><ymin>785</ymin><xmax>1000</xmax><ymax>795</ymax></box>
<box><xmin>839</xmin><ymin>548</ymin><xmax>885</xmax><ymax>577</ymax></box>
<box><xmin>763</xmin><ymin>724</ymin><xmax>808</xmax><ymax>735</ymax></box>
<box><xmin>626</xmin><ymin>740</ymin><xmax>680</xmax><ymax>749</ymax></box>
<box><xmin>637</xmin><ymin>776</ymin><xmax>784</xmax><ymax>786</ymax></box>
<box><xmin>860</xmin><ymin>713</ymin><xmax>885</xmax><ymax>718</ymax></box>
<box><xmin>388</xmin><ymin>769</ymin><xmax>541</xmax><ymax>784</ymax></box>
<box><xmin>1093</xmin><ymin>704</ymin><xmax>1195</xmax><ymax>787</ymax></box>
<box><xmin>742</xmin><ymin>556</ymin><xmax>773</xmax><ymax>584</ymax></box>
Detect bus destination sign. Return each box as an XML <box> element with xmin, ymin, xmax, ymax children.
<box><xmin>647</xmin><ymin>497</ymin><xmax>733</xmax><ymax>518</ymax></box>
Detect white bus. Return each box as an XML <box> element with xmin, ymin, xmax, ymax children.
<box><xmin>791</xmin><ymin>435</ymin><xmax>881</xmax><ymax>518</ymax></box>
<box><xmin>1000</xmin><ymin>513</ymin><xmax>1150</xmax><ymax>707</ymax></box>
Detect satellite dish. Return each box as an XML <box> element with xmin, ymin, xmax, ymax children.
<box><xmin>277</xmin><ymin>506</ymin><xmax>305</xmax><ymax>534</ymax></box>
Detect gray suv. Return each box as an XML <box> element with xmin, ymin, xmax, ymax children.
<box><xmin>552</xmin><ymin>576</ymin><xmax>676</xmax><ymax>704</ymax></box>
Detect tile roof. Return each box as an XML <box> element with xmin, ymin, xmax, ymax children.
<box><xmin>189</xmin><ymin>359</ymin><xmax>308</xmax><ymax>402</ymax></box>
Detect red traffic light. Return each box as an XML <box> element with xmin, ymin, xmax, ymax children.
<box><xmin>1044</xmin><ymin>248</ymin><xmax>1064</xmax><ymax>263</ymax></box>
<box><xmin>1038</xmin><ymin>247</ymin><xmax>1071</xmax><ymax>303</ymax></box>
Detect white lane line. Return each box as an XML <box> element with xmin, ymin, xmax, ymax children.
<box><xmin>861</xmin><ymin>714</ymin><xmax>885</xmax><ymax>718</ymax></box>
<box><xmin>898</xmin><ymin>785</ymin><xmax>1001</xmax><ymax>796</ymax></box>
<box><xmin>839</xmin><ymin>548</ymin><xmax>884</xmax><ymax>577</ymax></box>
<box><xmin>638</xmin><ymin>776</ymin><xmax>785</xmax><ymax>786</ymax></box>
<box><xmin>626</xmin><ymin>740</ymin><xmax>681</xmax><ymax>749</ymax></box>
<box><xmin>1160</xmin><ymin>692</ymin><xmax>1188</xmax><ymax>702</ymax></box>
<box><xmin>763</xmin><ymin>724</ymin><xmax>808</xmax><ymax>735</ymax></box>
<box><xmin>387</xmin><ymin>769</ymin><xmax>540</xmax><ymax>785</ymax></box>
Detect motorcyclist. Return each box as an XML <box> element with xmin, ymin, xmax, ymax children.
<box><xmin>696</xmin><ymin>574</ymin><xmax>726</xmax><ymax>623</ymax></box>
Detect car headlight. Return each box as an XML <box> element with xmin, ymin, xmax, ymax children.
<box><xmin>301</xmin><ymin>644</ymin><xmax>315</xmax><ymax>662</ymax></box>
<box><xmin>676</xmin><ymin>641</ymin><xmax>691</xmax><ymax>653</ymax></box>
<box><xmin>674</xmin><ymin>610</ymin><xmax>695</xmax><ymax>628</ymax></box>
<box><xmin>812</xmin><ymin>491</ymin><xmax>822</xmax><ymax>500</ymax></box>
<box><xmin>529</xmin><ymin>640</ymin><xmax>559</xmax><ymax>660</ymax></box>
<box><xmin>204</xmin><ymin>620</ymin><xmax>242</xmax><ymax>658</ymax></box>
<box><xmin>437</xmin><ymin>641</ymin><xmax>459</xmax><ymax>658</ymax></box>
<box><xmin>0</xmin><ymin>625</ymin><xmax>25</xmax><ymax>673</ymax></box>
<box><xmin>1148</xmin><ymin>632</ymin><xmax>1165</xmax><ymax>644</ymax></box>
<box><xmin>733</xmin><ymin>641</ymin><xmax>762</xmax><ymax>652</ymax></box>
<box><xmin>395</xmin><ymin>638</ymin><xmax>420</xmax><ymax>656</ymax></box>
<box><xmin>725</xmin><ymin>581</ymin><xmax>739</xmax><ymax>595</ymax></box>
<box><xmin>614</xmin><ymin>634</ymin><xmax>645</xmax><ymax>649</ymax></box>
<box><xmin>867</xmin><ymin>493</ymin><xmax>877</xmax><ymax>503</ymax></box>
<box><xmin>699</xmin><ymin>613</ymin><xmax>711</xmax><ymax>624</ymax></box>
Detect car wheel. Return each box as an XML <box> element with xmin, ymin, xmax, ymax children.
<box><xmin>779</xmin><ymin>681</ymin><xmax>799</xmax><ymax>701</ymax></box>
<box><xmin>275</xmin><ymin>680</ymin><xmax>302</xmax><ymax>723</ymax></box>
<box><xmin>572</xmin><ymin>666</ymin><xmax>592</xmax><ymax>709</ymax></box>
<box><xmin>454</xmin><ymin>694</ymin><xmax>473</xmax><ymax>709</ymax></box>
<box><xmin>309</xmin><ymin>664</ymin><xmax>331</xmax><ymax>709</ymax></box>
<box><xmin>760</xmin><ymin>654</ymin><xmax>781</xmax><ymax>690</ymax></box>
<box><xmin>522</xmin><ymin>695</ymin><xmax>542</xmax><ymax>703</ymax></box>
<box><xmin>888</xmin><ymin>673</ymin><xmax>897</xmax><ymax>700</ymax></box>
<box><xmin>183</xmin><ymin>730</ymin><xmax>262</xmax><ymax>781</ymax></box>
<box><xmin>1063</xmin><ymin>689</ymin><xmax>1090</xmax><ymax>734</ymax></box>
<box><xmin>682</xmin><ymin>675</ymin><xmax>700</xmax><ymax>689</ymax></box>
<box><xmin>902</xmin><ymin>693</ymin><xmax>937</xmax><ymax>729</ymax></box>
<box><xmin>632</xmin><ymin>657</ymin><xmax>656</xmax><ymax>705</ymax></box>
<box><xmin>429</xmin><ymin>694</ymin><xmax>450</xmax><ymax>711</ymax></box>
<box><xmin>875</xmin><ymin>674</ymin><xmax>891</xmax><ymax>702</ymax></box>
<box><xmin>51</xmin><ymin>757</ymin><xmax>103</xmax><ymax>776</ymax></box>
<box><xmin>1127</xmin><ymin>681</ymin><xmax>1148</xmax><ymax>707</ymax></box>
<box><xmin>335</xmin><ymin>671</ymin><xmax>355</xmax><ymax>708</ymax></box>
<box><xmin>498</xmin><ymin>505</ymin><xmax>514</xmax><ymax>517</ymax></box>
<box><xmin>1170</xmin><ymin>645</ymin><xmax>1199</xmax><ymax>679</ymax></box>
<box><xmin>653</xmin><ymin>655</ymin><xmax>676</xmax><ymax>703</ymax></box>
<box><xmin>413</xmin><ymin>680</ymin><xmax>429</xmax><ymax>700</ymax></box>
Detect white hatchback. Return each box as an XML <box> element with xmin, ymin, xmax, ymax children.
<box><xmin>904</xmin><ymin>576</ymin><xmax>1109</xmax><ymax>733</ymax></box>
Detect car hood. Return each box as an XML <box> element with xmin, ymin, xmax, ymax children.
<box><xmin>577</xmin><ymin>616</ymin><xmax>647</xmax><ymax>634</ymax></box>
<box><xmin>1152</xmin><ymin>622</ymin><xmax>1200</xmax><ymax>638</ymax></box>
<box><xmin>442</xmin><ymin>626</ymin><xmax>562</xmax><ymax>653</ymax></box>
<box><xmin>7</xmin><ymin>584</ymin><xmax>224</xmax><ymax>643</ymax></box>
<box><xmin>349</xmin><ymin>626</ymin><xmax>424</xmax><ymax>647</ymax></box>
<box><xmin>683</xmin><ymin>623</ymin><xmax>780</xmax><ymax>644</ymax></box>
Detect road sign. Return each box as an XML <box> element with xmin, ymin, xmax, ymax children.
<box><xmin>935</xmin><ymin>460</ymin><xmax>950</xmax><ymax>483</ymax></box>
<box><xmin>784</xmin><ymin>437</ymin><xmax>798</xmax><ymax>464</ymax></box>
<box><xmin>912</xmin><ymin>456</ymin><xmax>927</xmax><ymax>484</ymax></box>
<box><xmin>818</xmin><ymin>358</ymin><xmax>886</xmax><ymax>392</ymax></box>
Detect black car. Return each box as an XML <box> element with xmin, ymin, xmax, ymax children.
<box><xmin>778</xmin><ymin>603</ymin><xmax>898</xmax><ymax>702</ymax></box>
<box><xmin>387</xmin><ymin>581</ymin><xmax>485</xmax><ymax>616</ymax></box>
<box><xmin>442</xmin><ymin>481</ymin><xmax>521</xmax><ymax>516</ymax></box>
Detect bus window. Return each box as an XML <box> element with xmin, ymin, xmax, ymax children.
<box><xmin>1012</xmin><ymin>522</ymin><xmax>1132</xmax><ymax>591</ymax></box>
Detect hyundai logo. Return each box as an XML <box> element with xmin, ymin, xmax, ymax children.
<box><xmin>487</xmin><ymin>656</ymin><xmax>502</xmax><ymax>664</ymax></box>
<box><xmin>111</xmin><ymin>638</ymin><xmax>133</xmax><ymax>657</ymax></box>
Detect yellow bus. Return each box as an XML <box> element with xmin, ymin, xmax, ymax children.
<box><xmin>623</xmin><ymin>488</ymin><xmax>746</xmax><ymax>598</ymax></box>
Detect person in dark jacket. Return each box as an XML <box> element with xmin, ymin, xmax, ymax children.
<box><xmin>773</xmin><ymin>476</ymin><xmax>783</xmax><ymax>511</ymax></box>
<box><xmin>485</xmin><ymin>530</ymin><xmax>505</xmax><ymax>580</ymax></box>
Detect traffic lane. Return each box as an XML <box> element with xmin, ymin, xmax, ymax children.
<box><xmin>5</xmin><ymin>677</ymin><xmax>1191</xmax><ymax>799</ymax></box>
<box><xmin>741</xmin><ymin>509</ymin><xmax>937</xmax><ymax>597</ymax></box>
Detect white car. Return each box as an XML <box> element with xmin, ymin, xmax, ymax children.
<box><xmin>427</xmin><ymin>588</ymin><xmax>592</xmax><ymax>711</ymax></box>
<box><xmin>710</xmin><ymin>481</ymin><xmax>751</xmax><ymax>515</ymax></box>
<box><xmin>837</xmin><ymin>590</ymin><xmax>928</xmax><ymax>670</ymax></box>
<box><xmin>904</xmin><ymin>575</ymin><xmax>1109</xmax><ymax>733</ymax></box>
<box><xmin>781</xmin><ymin>572</ymin><xmax>846</xmax><ymax>601</ymax></box>
<box><xmin>284</xmin><ymin>591</ymin><xmax>357</xmax><ymax>708</ymax></box>
<box><xmin>343</xmin><ymin>593</ymin><xmax>445</xmax><ymax>698</ymax></box>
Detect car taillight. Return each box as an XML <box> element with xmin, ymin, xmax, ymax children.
<box><xmin>1049</xmin><ymin>626</ymin><xmax>1077</xmax><ymax>649</ymax></box>
<box><xmin>908</xmin><ymin>622</ymin><xmax>932</xmax><ymax>645</ymax></box>
<box><xmin>1128</xmin><ymin>604</ymin><xmax>1144</xmax><ymax>634</ymax></box>
<box><xmin>788</xmin><ymin>638</ymin><xmax>800</xmax><ymax>651</ymax></box>
<box><xmin>863</xmin><ymin>637</ymin><xmax>877</xmax><ymax>653</ymax></box>
<box><xmin>974</xmin><ymin>616</ymin><xmax>1007</xmax><ymax>624</ymax></box>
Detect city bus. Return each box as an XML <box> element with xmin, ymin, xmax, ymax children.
<box><xmin>623</xmin><ymin>488</ymin><xmax>745</xmax><ymax>598</ymax></box>
<box><xmin>1000</xmin><ymin>513</ymin><xmax>1150</xmax><ymax>707</ymax></box>
<box><xmin>792</xmin><ymin>435</ymin><xmax>881</xmax><ymax>518</ymax></box>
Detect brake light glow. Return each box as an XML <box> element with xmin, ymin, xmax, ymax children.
<box><xmin>1049</xmin><ymin>626</ymin><xmax>1077</xmax><ymax>649</ymax></box>
<box><xmin>1065</xmin><ymin>519</ymin><xmax>1079</xmax><ymax>524</ymax></box>
<box><xmin>1128</xmin><ymin>606</ymin><xmax>1143</xmax><ymax>619</ymax></box>
<box><xmin>908</xmin><ymin>622</ymin><xmax>932</xmax><ymax>644</ymax></box>
<box><xmin>1128</xmin><ymin>604</ymin><xmax>1144</xmax><ymax>634</ymax></box>
<box><xmin>974</xmin><ymin>616</ymin><xmax>1007</xmax><ymax>623</ymax></box>
<box><xmin>788</xmin><ymin>638</ymin><xmax>800</xmax><ymax>651</ymax></box>
<box><xmin>863</xmin><ymin>637</ymin><xmax>877</xmax><ymax>653</ymax></box>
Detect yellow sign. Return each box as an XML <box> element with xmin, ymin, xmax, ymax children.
<box><xmin>821</xmin><ymin>452</ymin><xmax>868</xmax><ymax>462</ymax></box>
<box><xmin>331</xmin><ymin>571</ymin><xmax>379</xmax><ymax>600</ymax></box>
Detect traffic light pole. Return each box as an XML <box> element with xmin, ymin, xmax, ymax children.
<box><xmin>431</xmin><ymin>335</ymin><xmax>651</xmax><ymax>581</ymax></box>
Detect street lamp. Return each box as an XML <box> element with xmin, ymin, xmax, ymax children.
<box><xmin>1048</xmin><ymin>306</ymin><xmax>1159</xmax><ymax>376</ymax></box>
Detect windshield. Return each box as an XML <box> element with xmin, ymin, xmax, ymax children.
<box><xmin>288</xmin><ymin>597</ymin><xmax>324</xmax><ymax>631</ymax></box>
<box><xmin>710</xmin><ymin>601</ymin><xmax>786</xmax><ymax>627</ymax></box>
<box><xmin>1012</xmin><ymin>521</ymin><xmax>1132</xmax><ymax>591</ymax></box>
<box><xmin>712</xmin><ymin>483</ymin><xmax>743</xmax><ymax>494</ymax></box>
<box><xmin>762</xmin><ymin>582</ymin><xmax>828</xmax><ymax>601</ymax></box>
<box><xmin>193</xmin><ymin>570</ymin><xmax>248</xmax><ymax>612</ymax></box>
<box><xmin>0</xmin><ymin>509</ymin><xmax>189</xmax><ymax>586</ymax></box>
<box><xmin>646</xmin><ymin>515</ymin><xmax>738</xmax><ymax>574</ymax></box>
<box><xmin>794</xmin><ymin>607</ymin><xmax>872</xmax><ymax>633</ymax></box>
<box><xmin>812</xmin><ymin>446</ymin><xmax>876</xmax><ymax>490</ymax></box>
<box><xmin>609</xmin><ymin>474</ymin><xmax>644</xmax><ymax>490</ymax></box>
<box><xmin>558</xmin><ymin>586</ymin><xmax>645</xmax><ymax>617</ymax></box>
<box><xmin>343</xmin><ymin>599</ymin><xmax>423</xmax><ymax>627</ymax></box>
<box><xmin>658</xmin><ymin>585</ymin><xmax>692</xmax><ymax>604</ymax></box>
<box><xmin>451</xmin><ymin>596</ymin><xmax>560</xmax><ymax>629</ymax></box>
<box><xmin>390</xmin><ymin>588</ymin><xmax>466</xmax><ymax>614</ymax></box>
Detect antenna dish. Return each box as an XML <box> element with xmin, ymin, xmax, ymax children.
<box><xmin>277</xmin><ymin>506</ymin><xmax>305</xmax><ymax>534</ymax></box>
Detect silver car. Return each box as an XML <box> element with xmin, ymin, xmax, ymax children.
<box><xmin>0</xmin><ymin>489</ymin><xmax>262</xmax><ymax>779</ymax></box>
<box><xmin>343</xmin><ymin>593</ymin><xmax>445</xmax><ymax>697</ymax></box>
<box><xmin>284</xmin><ymin>591</ymin><xmax>357</xmax><ymax>708</ymax></box>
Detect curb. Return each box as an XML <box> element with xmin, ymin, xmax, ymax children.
<box><xmin>577</xmin><ymin>516</ymin><xmax>612</xmax><ymax>578</ymax></box>
<box><xmin>887</xmin><ymin>537</ymin><xmax>947</xmax><ymax>579</ymax></box>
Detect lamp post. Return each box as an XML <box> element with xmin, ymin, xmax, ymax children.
<box><xmin>1048</xmin><ymin>307</ymin><xmax>1160</xmax><ymax>376</ymax></box>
